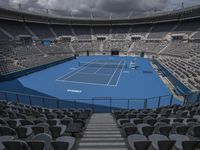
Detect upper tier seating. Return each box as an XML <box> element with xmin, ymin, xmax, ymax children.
<box><xmin>26</xmin><ymin>23</ymin><xmax>54</xmax><ymax>39</ymax></box>
<box><xmin>0</xmin><ymin>20</ymin><xmax>31</xmax><ymax>38</ymax></box>
<box><xmin>51</xmin><ymin>25</ymin><xmax>72</xmax><ymax>37</ymax></box>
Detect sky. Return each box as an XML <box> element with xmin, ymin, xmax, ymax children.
<box><xmin>1</xmin><ymin>0</ymin><xmax>200</xmax><ymax>18</ymax></box>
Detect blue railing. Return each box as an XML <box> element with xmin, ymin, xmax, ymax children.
<box><xmin>0</xmin><ymin>90</ymin><xmax>187</xmax><ymax>112</ymax></box>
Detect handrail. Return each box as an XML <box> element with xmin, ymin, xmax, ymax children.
<box><xmin>0</xmin><ymin>90</ymin><xmax>176</xmax><ymax>112</ymax></box>
<box><xmin>0</xmin><ymin>90</ymin><xmax>172</xmax><ymax>101</ymax></box>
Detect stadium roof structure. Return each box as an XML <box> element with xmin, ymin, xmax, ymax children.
<box><xmin>0</xmin><ymin>3</ymin><xmax>200</xmax><ymax>25</ymax></box>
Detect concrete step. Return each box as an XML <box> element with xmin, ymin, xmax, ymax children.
<box><xmin>81</xmin><ymin>137</ymin><xmax>124</xmax><ymax>142</ymax></box>
<box><xmin>84</xmin><ymin>131</ymin><xmax>120</xmax><ymax>134</ymax></box>
<box><xmin>83</xmin><ymin>134</ymin><xmax>122</xmax><ymax>138</ymax></box>
<box><xmin>86</xmin><ymin>128</ymin><xmax>119</xmax><ymax>131</ymax></box>
<box><xmin>79</xmin><ymin>142</ymin><xmax>126</xmax><ymax>147</ymax></box>
<box><xmin>78</xmin><ymin>113</ymin><xmax>127</xmax><ymax>149</ymax></box>
<box><xmin>78</xmin><ymin>148</ymin><xmax>128</xmax><ymax>150</ymax></box>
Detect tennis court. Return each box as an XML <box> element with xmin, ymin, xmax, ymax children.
<box><xmin>56</xmin><ymin>59</ymin><xmax>127</xmax><ymax>86</ymax></box>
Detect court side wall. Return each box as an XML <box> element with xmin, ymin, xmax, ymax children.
<box><xmin>154</xmin><ymin>59</ymin><xmax>200</xmax><ymax>103</ymax></box>
<box><xmin>0</xmin><ymin>56</ymin><xmax>75</xmax><ymax>81</ymax></box>
<box><xmin>153</xmin><ymin>59</ymin><xmax>191</xmax><ymax>94</ymax></box>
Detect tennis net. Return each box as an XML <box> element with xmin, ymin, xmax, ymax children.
<box><xmin>78</xmin><ymin>62</ymin><xmax>127</xmax><ymax>69</ymax></box>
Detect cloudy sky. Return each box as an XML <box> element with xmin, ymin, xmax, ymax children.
<box><xmin>1</xmin><ymin>0</ymin><xmax>200</xmax><ymax>18</ymax></box>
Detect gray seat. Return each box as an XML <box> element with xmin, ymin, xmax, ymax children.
<box><xmin>169</xmin><ymin>134</ymin><xmax>189</xmax><ymax>150</ymax></box>
<box><xmin>149</xmin><ymin>134</ymin><xmax>175</xmax><ymax>150</ymax></box>
<box><xmin>117</xmin><ymin>119</ymin><xmax>130</xmax><ymax>127</ymax></box>
<box><xmin>15</xmin><ymin>126</ymin><xmax>32</xmax><ymax>139</ymax></box>
<box><xmin>142</xmin><ymin>126</ymin><xmax>155</xmax><ymax>137</ymax></box>
<box><xmin>0</xmin><ymin>136</ymin><xmax>15</xmax><ymax>150</ymax></box>
<box><xmin>128</xmin><ymin>134</ymin><xmax>151</xmax><ymax>150</ymax></box>
<box><xmin>49</xmin><ymin>125</ymin><xmax>66</xmax><ymax>138</ymax></box>
<box><xmin>122</xmin><ymin>125</ymin><xmax>137</xmax><ymax>137</ymax></box>
<box><xmin>137</xmin><ymin>123</ymin><xmax>149</xmax><ymax>134</ymax></box>
<box><xmin>27</xmin><ymin>140</ymin><xmax>45</xmax><ymax>150</ymax></box>
<box><xmin>61</xmin><ymin>118</ymin><xmax>73</xmax><ymax>126</ymax></box>
<box><xmin>31</xmin><ymin>133</ymin><xmax>52</xmax><ymax>150</ymax></box>
<box><xmin>51</xmin><ymin>141</ymin><xmax>69</xmax><ymax>150</ymax></box>
<box><xmin>130</xmin><ymin>118</ymin><xmax>143</xmax><ymax>125</ymax></box>
<box><xmin>158</xmin><ymin>126</ymin><xmax>172</xmax><ymax>136</ymax></box>
<box><xmin>188</xmin><ymin>125</ymin><xmax>200</xmax><ymax>137</ymax></box>
<box><xmin>36</xmin><ymin>123</ymin><xmax>49</xmax><ymax>133</ymax></box>
<box><xmin>32</xmin><ymin>126</ymin><xmax>45</xmax><ymax>135</ymax></box>
<box><xmin>182</xmin><ymin>140</ymin><xmax>200</xmax><ymax>150</ymax></box>
<box><xmin>3</xmin><ymin>140</ymin><xmax>29</xmax><ymax>150</ymax></box>
<box><xmin>175</xmin><ymin>125</ymin><xmax>189</xmax><ymax>135</ymax></box>
<box><xmin>56</xmin><ymin>136</ymin><xmax>75</xmax><ymax>150</ymax></box>
<box><xmin>0</xmin><ymin>127</ymin><xmax>16</xmax><ymax>136</ymax></box>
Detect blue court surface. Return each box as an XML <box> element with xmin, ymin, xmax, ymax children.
<box><xmin>56</xmin><ymin>59</ymin><xmax>126</xmax><ymax>86</ymax></box>
<box><xmin>0</xmin><ymin>56</ymin><xmax>182</xmax><ymax>109</ymax></box>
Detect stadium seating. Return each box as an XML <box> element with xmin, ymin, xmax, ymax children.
<box><xmin>0</xmin><ymin>100</ymin><xmax>92</xmax><ymax>150</ymax></box>
<box><xmin>112</xmin><ymin>103</ymin><xmax>200</xmax><ymax>150</ymax></box>
<box><xmin>158</xmin><ymin>56</ymin><xmax>200</xmax><ymax>91</ymax></box>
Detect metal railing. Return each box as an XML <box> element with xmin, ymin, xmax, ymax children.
<box><xmin>0</xmin><ymin>90</ymin><xmax>179</xmax><ymax>112</ymax></box>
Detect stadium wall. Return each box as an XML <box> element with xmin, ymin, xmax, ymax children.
<box><xmin>0</xmin><ymin>56</ymin><xmax>75</xmax><ymax>81</ymax></box>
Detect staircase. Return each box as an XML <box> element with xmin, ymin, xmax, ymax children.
<box><xmin>78</xmin><ymin>113</ymin><xmax>127</xmax><ymax>150</ymax></box>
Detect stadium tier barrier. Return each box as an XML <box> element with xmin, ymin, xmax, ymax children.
<box><xmin>0</xmin><ymin>56</ymin><xmax>75</xmax><ymax>81</ymax></box>
<box><xmin>153</xmin><ymin>59</ymin><xmax>200</xmax><ymax>103</ymax></box>
<box><xmin>0</xmin><ymin>90</ymin><xmax>187</xmax><ymax>113</ymax></box>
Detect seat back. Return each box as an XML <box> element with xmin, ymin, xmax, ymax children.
<box><xmin>159</xmin><ymin>126</ymin><xmax>172</xmax><ymax>136</ymax></box>
<box><xmin>15</xmin><ymin>127</ymin><xmax>28</xmax><ymax>138</ymax></box>
<box><xmin>47</xmin><ymin>120</ymin><xmax>57</xmax><ymax>126</ymax></box>
<box><xmin>32</xmin><ymin>126</ymin><xmax>45</xmax><ymax>135</ymax></box>
<box><xmin>0</xmin><ymin>126</ymin><xmax>16</xmax><ymax>136</ymax></box>
<box><xmin>49</xmin><ymin>126</ymin><xmax>62</xmax><ymax>138</ymax></box>
<box><xmin>176</xmin><ymin>126</ymin><xmax>189</xmax><ymax>135</ymax></box>
<box><xmin>27</xmin><ymin>141</ymin><xmax>45</xmax><ymax>150</ymax></box>
<box><xmin>32</xmin><ymin>133</ymin><xmax>52</xmax><ymax>150</ymax></box>
<box><xmin>146</xmin><ymin>119</ymin><xmax>157</xmax><ymax>126</ymax></box>
<box><xmin>3</xmin><ymin>141</ymin><xmax>29</xmax><ymax>150</ymax></box>
<box><xmin>182</xmin><ymin>141</ymin><xmax>200</xmax><ymax>150</ymax></box>
<box><xmin>134</xmin><ymin>141</ymin><xmax>151</xmax><ymax>150</ymax></box>
<box><xmin>124</xmin><ymin>126</ymin><xmax>137</xmax><ymax>137</ymax></box>
<box><xmin>142</xmin><ymin>126</ymin><xmax>155</xmax><ymax>137</ymax></box>
<box><xmin>51</xmin><ymin>141</ymin><xmax>69</xmax><ymax>150</ymax></box>
<box><xmin>158</xmin><ymin>140</ymin><xmax>175</xmax><ymax>150</ymax></box>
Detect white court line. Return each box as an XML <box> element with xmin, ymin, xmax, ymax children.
<box><xmin>106</xmin><ymin>60</ymin><xmax>122</xmax><ymax>86</ymax></box>
<box><xmin>56</xmin><ymin>79</ymin><xmax>116</xmax><ymax>87</ymax></box>
<box><xmin>56</xmin><ymin>59</ymin><xmax>96</xmax><ymax>81</ymax></box>
<box><xmin>61</xmin><ymin>60</ymin><xmax>97</xmax><ymax>81</ymax></box>
<box><xmin>94</xmin><ymin>63</ymin><xmax>107</xmax><ymax>74</ymax></box>
<box><xmin>112</xmin><ymin>61</ymin><xmax>126</xmax><ymax>86</ymax></box>
<box><xmin>79</xmin><ymin>72</ymin><xmax>111</xmax><ymax>76</ymax></box>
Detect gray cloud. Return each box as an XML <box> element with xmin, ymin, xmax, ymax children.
<box><xmin>3</xmin><ymin>0</ymin><xmax>200</xmax><ymax>18</ymax></box>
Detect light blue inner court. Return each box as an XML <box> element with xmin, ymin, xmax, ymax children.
<box><xmin>0</xmin><ymin>56</ymin><xmax>182</xmax><ymax>109</ymax></box>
